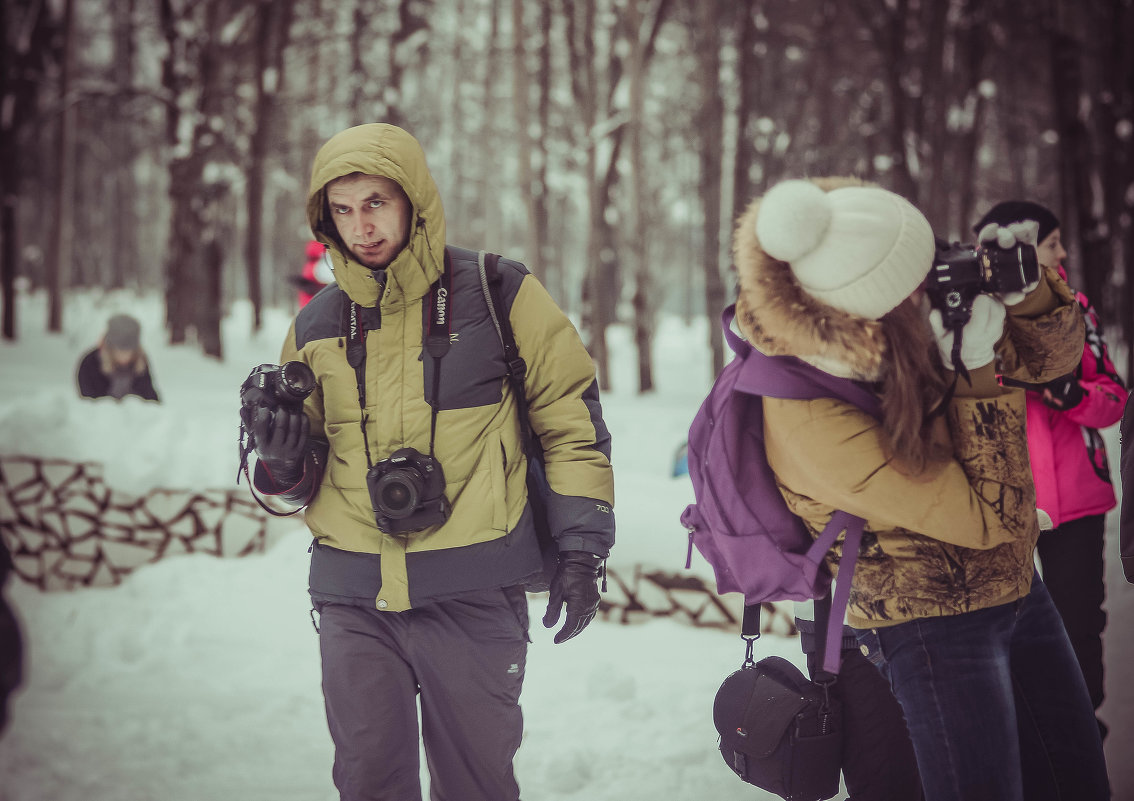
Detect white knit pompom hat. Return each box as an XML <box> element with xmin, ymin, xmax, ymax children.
<box><xmin>755</xmin><ymin>179</ymin><xmax>935</xmax><ymax>320</ymax></box>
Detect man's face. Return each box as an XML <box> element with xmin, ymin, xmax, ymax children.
<box><xmin>325</xmin><ymin>174</ymin><xmax>412</xmax><ymax>270</ymax></box>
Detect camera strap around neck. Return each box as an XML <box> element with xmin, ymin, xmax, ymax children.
<box><xmin>347</xmin><ymin>251</ymin><xmax>452</xmax><ymax>469</ymax></box>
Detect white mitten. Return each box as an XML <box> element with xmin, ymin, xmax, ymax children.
<box><xmin>928</xmin><ymin>293</ymin><xmax>1006</xmax><ymax>371</ymax></box>
<box><xmin>976</xmin><ymin>221</ymin><xmax>1041</xmax><ymax>304</ymax></box>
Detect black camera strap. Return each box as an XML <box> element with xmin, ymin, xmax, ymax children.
<box><xmin>348</xmin><ymin>251</ymin><xmax>452</xmax><ymax>468</ymax></box>
<box><xmin>346</xmin><ymin>299</ymin><xmax>376</xmax><ymax>469</ymax></box>
<box><xmin>424</xmin><ymin>252</ymin><xmax>453</xmax><ymax>458</ymax></box>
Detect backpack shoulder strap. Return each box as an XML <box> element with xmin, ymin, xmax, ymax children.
<box><xmin>724</xmin><ymin>304</ymin><xmax>870</xmax><ymax>676</ymax></box>
<box><xmin>477</xmin><ymin>252</ymin><xmax>539</xmax><ymax>459</ymax></box>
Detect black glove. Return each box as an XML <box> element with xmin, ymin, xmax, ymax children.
<box><xmin>542</xmin><ymin>551</ymin><xmax>603</xmax><ymax>644</ymax></box>
<box><xmin>1042</xmin><ymin>373</ymin><xmax>1085</xmax><ymax>411</ymax></box>
<box><xmin>251</xmin><ymin>405</ymin><xmax>310</xmax><ymax>486</ymax></box>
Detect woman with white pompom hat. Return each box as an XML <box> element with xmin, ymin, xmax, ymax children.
<box><xmin>731</xmin><ymin>177</ymin><xmax>1109</xmax><ymax>801</ymax></box>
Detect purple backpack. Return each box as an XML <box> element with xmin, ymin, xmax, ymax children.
<box><xmin>681</xmin><ymin>306</ymin><xmax>882</xmax><ymax>674</ymax></box>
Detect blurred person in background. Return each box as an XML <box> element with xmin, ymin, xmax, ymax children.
<box><xmin>76</xmin><ymin>314</ymin><xmax>160</xmax><ymax>402</ymax></box>
<box><xmin>974</xmin><ymin>200</ymin><xmax>1127</xmax><ymax>740</ymax></box>
<box><xmin>294</xmin><ymin>239</ymin><xmax>335</xmax><ymax>307</ymax></box>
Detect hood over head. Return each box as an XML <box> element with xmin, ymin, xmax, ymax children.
<box><xmin>306</xmin><ymin>123</ymin><xmax>446</xmax><ymax>307</ymax></box>
<box><xmin>733</xmin><ymin>176</ymin><xmax>935</xmax><ymax>381</ymax></box>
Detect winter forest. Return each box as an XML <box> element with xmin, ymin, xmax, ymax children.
<box><xmin>3</xmin><ymin>1</ymin><xmax>1134</xmax><ymax>798</ymax></box>
<box><xmin>2</xmin><ymin>0</ymin><xmax>1134</xmax><ymax>388</ymax></box>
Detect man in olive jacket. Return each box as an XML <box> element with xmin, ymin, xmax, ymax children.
<box><xmin>248</xmin><ymin>123</ymin><xmax>615</xmax><ymax>801</ymax></box>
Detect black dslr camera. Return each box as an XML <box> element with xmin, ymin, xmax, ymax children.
<box><xmin>927</xmin><ymin>238</ymin><xmax>1040</xmax><ymax>328</ymax></box>
<box><xmin>368</xmin><ymin>448</ymin><xmax>451</xmax><ymax>535</ymax></box>
<box><xmin>237</xmin><ymin>362</ymin><xmax>316</xmax><ymax>479</ymax></box>
<box><xmin>240</xmin><ymin>361</ymin><xmax>317</xmax><ymax>426</ymax></box>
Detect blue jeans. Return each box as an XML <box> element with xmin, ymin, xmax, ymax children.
<box><xmin>855</xmin><ymin>576</ymin><xmax>1109</xmax><ymax>801</ymax></box>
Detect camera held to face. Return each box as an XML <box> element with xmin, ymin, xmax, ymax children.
<box><xmin>927</xmin><ymin>239</ymin><xmax>1040</xmax><ymax>328</ymax></box>
<box><xmin>368</xmin><ymin>447</ymin><xmax>452</xmax><ymax>535</ymax></box>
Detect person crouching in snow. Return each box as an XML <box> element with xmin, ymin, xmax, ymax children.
<box><xmin>76</xmin><ymin>314</ymin><xmax>160</xmax><ymax>402</ymax></box>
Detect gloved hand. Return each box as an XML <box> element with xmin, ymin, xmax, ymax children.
<box><xmin>251</xmin><ymin>405</ymin><xmax>309</xmax><ymax>485</ymax></box>
<box><xmin>1041</xmin><ymin>373</ymin><xmax>1085</xmax><ymax>411</ymax></box>
<box><xmin>542</xmin><ymin>551</ymin><xmax>603</xmax><ymax>644</ymax></box>
<box><xmin>928</xmin><ymin>293</ymin><xmax>1007</xmax><ymax>372</ymax></box>
<box><xmin>976</xmin><ymin>221</ymin><xmax>1042</xmax><ymax>304</ymax></box>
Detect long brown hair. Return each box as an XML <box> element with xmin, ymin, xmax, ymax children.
<box><xmin>876</xmin><ymin>296</ymin><xmax>952</xmax><ymax>472</ymax></box>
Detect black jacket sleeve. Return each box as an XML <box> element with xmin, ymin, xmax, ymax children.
<box><xmin>76</xmin><ymin>350</ymin><xmax>107</xmax><ymax>398</ymax></box>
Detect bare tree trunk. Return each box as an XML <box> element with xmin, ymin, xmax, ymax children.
<box><xmin>109</xmin><ymin>0</ymin><xmax>137</xmax><ymax>290</ymax></box>
<box><xmin>200</xmin><ymin>237</ymin><xmax>224</xmax><ymax>359</ymax></box>
<box><xmin>245</xmin><ymin>0</ymin><xmax>295</xmax><ymax>333</ymax></box>
<box><xmin>562</xmin><ymin>0</ymin><xmax>611</xmax><ymax>387</ymax></box>
<box><xmin>695</xmin><ymin>1</ymin><xmax>726</xmax><ymax>377</ymax></box>
<box><xmin>46</xmin><ymin>0</ymin><xmax>76</xmax><ymax>334</ymax></box>
<box><xmin>628</xmin><ymin>0</ymin><xmax>671</xmax><ymax>393</ymax></box>
<box><xmin>0</xmin><ymin>1</ymin><xmax>38</xmax><ymax>340</ymax></box>
<box><xmin>387</xmin><ymin>0</ymin><xmax>431</xmax><ymax>129</ymax></box>
<box><xmin>532</xmin><ymin>0</ymin><xmax>554</xmax><ymax>294</ymax></box>
<box><xmin>1047</xmin><ymin>0</ymin><xmax>1108</xmax><ymax>307</ymax></box>
<box><xmin>628</xmin><ymin>0</ymin><xmax>651</xmax><ymax>393</ymax></box>
<box><xmin>481</xmin><ymin>0</ymin><xmax>501</xmax><ymax>243</ymax></box>
<box><xmin>919</xmin><ymin>0</ymin><xmax>950</xmax><ymax>229</ymax></box>
<box><xmin>949</xmin><ymin>0</ymin><xmax>990</xmax><ymax>240</ymax></box>
<box><xmin>1094</xmin><ymin>0</ymin><xmax>1134</xmax><ymax>371</ymax></box>
<box><xmin>856</xmin><ymin>0</ymin><xmax>918</xmax><ymax>201</ymax></box>
<box><xmin>511</xmin><ymin>0</ymin><xmax>534</xmax><ymax>261</ymax></box>
<box><xmin>731</xmin><ymin>0</ymin><xmax>757</xmax><ymax>215</ymax></box>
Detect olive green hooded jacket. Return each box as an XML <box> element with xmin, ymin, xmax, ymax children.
<box><xmin>260</xmin><ymin>124</ymin><xmax>614</xmax><ymax>612</ymax></box>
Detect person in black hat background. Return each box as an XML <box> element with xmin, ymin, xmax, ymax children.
<box><xmin>974</xmin><ymin>200</ymin><xmax>1128</xmax><ymax>739</ymax></box>
<box><xmin>76</xmin><ymin>314</ymin><xmax>161</xmax><ymax>402</ymax></box>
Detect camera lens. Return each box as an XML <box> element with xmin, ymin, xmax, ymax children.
<box><xmin>374</xmin><ymin>468</ymin><xmax>424</xmax><ymax>518</ymax></box>
<box><xmin>278</xmin><ymin>361</ymin><xmax>316</xmax><ymax>401</ymax></box>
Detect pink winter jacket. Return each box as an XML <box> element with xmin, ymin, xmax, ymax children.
<box><xmin>1024</xmin><ymin>271</ymin><xmax>1127</xmax><ymax>528</ymax></box>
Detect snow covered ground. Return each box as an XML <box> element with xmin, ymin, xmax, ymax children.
<box><xmin>0</xmin><ymin>288</ymin><xmax>1131</xmax><ymax>800</ymax></box>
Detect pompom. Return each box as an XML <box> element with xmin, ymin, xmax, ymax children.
<box><xmin>755</xmin><ymin>179</ymin><xmax>832</xmax><ymax>263</ymax></box>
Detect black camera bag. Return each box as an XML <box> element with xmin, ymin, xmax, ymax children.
<box><xmin>713</xmin><ymin>604</ymin><xmax>843</xmax><ymax>801</ymax></box>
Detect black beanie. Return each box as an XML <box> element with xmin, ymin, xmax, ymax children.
<box><xmin>973</xmin><ymin>200</ymin><xmax>1060</xmax><ymax>243</ymax></box>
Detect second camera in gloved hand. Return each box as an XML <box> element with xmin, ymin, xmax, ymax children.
<box><xmin>251</xmin><ymin>405</ymin><xmax>310</xmax><ymax>487</ymax></box>
<box><xmin>1041</xmin><ymin>373</ymin><xmax>1085</xmax><ymax>411</ymax></box>
<box><xmin>543</xmin><ymin>551</ymin><xmax>604</xmax><ymax>644</ymax></box>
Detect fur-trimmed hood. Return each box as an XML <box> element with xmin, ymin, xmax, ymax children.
<box><xmin>733</xmin><ymin>177</ymin><xmax>900</xmax><ymax>382</ymax></box>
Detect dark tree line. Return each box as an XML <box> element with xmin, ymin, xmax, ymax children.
<box><xmin>2</xmin><ymin>0</ymin><xmax>1132</xmax><ymax>385</ymax></box>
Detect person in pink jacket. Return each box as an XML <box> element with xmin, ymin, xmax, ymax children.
<box><xmin>975</xmin><ymin>200</ymin><xmax>1128</xmax><ymax>739</ymax></box>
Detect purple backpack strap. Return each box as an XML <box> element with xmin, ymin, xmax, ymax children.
<box><xmin>724</xmin><ymin>305</ymin><xmax>875</xmax><ymax>675</ymax></box>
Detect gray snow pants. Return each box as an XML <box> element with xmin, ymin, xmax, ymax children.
<box><xmin>316</xmin><ymin>586</ymin><xmax>529</xmax><ymax>801</ymax></box>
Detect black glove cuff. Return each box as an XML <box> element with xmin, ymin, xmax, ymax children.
<box><xmin>559</xmin><ymin>550</ymin><xmax>604</xmax><ymax>570</ymax></box>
